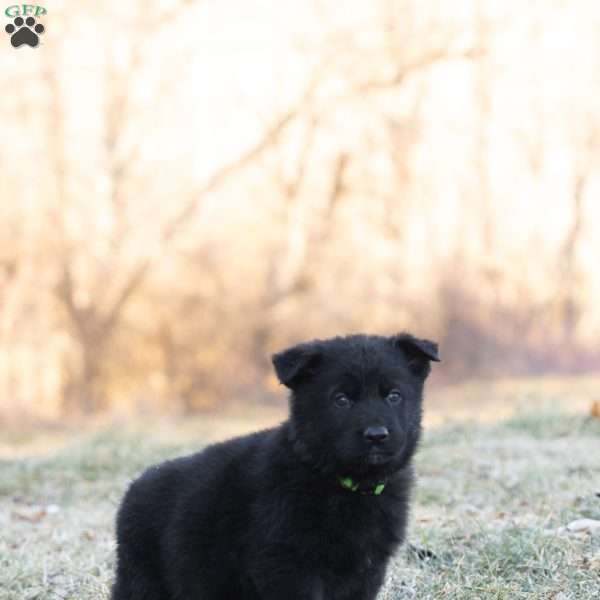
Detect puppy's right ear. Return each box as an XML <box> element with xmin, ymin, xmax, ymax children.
<box><xmin>272</xmin><ymin>342</ymin><xmax>321</xmax><ymax>389</ymax></box>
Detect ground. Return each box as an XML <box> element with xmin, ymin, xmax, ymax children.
<box><xmin>1</xmin><ymin>382</ymin><xmax>599</xmax><ymax>599</ymax></box>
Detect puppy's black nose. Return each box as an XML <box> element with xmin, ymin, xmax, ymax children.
<box><xmin>363</xmin><ymin>426</ymin><xmax>389</xmax><ymax>443</ymax></box>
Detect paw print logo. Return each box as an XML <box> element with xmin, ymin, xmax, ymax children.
<box><xmin>5</xmin><ymin>16</ymin><xmax>45</xmax><ymax>48</ymax></box>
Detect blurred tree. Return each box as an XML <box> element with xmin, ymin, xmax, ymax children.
<box><xmin>1</xmin><ymin>0</ymin><xmax>600</xmax><ymax>420</ymax></box>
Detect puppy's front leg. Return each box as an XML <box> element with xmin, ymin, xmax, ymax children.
<box><xmin>254</xmin><ymin>573</ymin><xmax>324</xmax><ymax>600</ymax></box>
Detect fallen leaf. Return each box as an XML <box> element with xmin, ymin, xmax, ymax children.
<box><xmin>589</xmin><ymin>554</ymin><xmax>600</xmax><ymax>571</ymax></box>
<box><xmin>11</xmin><ymin>507</ymin><xmax>46</xmax><ymax>523</ymax></box>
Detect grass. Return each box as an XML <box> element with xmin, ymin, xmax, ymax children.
<box><xmin>1</xmin><ymin>412</ymin><xmax>599</xmax><ymax>599</ymax></box>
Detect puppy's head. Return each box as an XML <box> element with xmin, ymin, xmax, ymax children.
<box><xmin>272</xmin><ymin>333</ymin><xmax>440</xmax><ymax>478</ymax></box>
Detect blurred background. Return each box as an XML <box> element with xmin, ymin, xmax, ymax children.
<box><xmin>1</xmin><ymin>0</ymin><xmax>600</xmax><ymax>427</ymax></box>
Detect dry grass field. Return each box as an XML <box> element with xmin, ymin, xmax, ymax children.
<box><xmin>1</xmin><ymin>378</ymin><xmax>599</xmax><ymax>599</ymax></box>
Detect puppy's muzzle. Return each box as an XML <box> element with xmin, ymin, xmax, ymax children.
<box><xmin>363</xmin><ymin>426</ymin><xmax>389</xmax><ymax>444</ymax></box>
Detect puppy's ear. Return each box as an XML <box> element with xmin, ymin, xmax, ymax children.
<box><xmin>391</xmin><ymin>333</ymin><xmax>440</xmax><ymax>376</ymax></box>
<box><xmin>272</xmin><ymin>342</ymin><xmax>321</xmax><ymax>389</ymax></box>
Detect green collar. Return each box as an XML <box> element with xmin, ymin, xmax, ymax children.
<box><xmin>338</xmin><ymin>475</ymin><xmax>386</xmax><ymax>496</ymax></box>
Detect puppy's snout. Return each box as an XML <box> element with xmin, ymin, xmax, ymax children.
<box><xmin>363</xmin><ymin>426</ymin><xmax>389</xmax><ymax>444</ymax></box>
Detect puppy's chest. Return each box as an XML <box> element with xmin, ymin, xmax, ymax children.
<box><xmin>310</xmin><ymin>495</ymin><xmax>403</xmax><ymax>567</ymax></box>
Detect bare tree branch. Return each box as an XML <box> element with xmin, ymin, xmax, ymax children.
<box><xmin>102</xmin><ymin>99</ymin><xmax>308</xmax><ymax>333</ymax></box>
<box><xmin>355</xmin><ymin>47</ymin><xmax>481</xmax><ymax>94</ymax></box>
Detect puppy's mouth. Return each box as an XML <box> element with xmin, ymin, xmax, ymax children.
<box><xmin>364</xmin><ymin>449</ymin><xmax>394</xmax><ymax>466</ymax></box>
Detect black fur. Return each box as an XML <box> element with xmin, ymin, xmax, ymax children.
<box><xmin>112</xmin><ymin>333</ymin><xmax>439</xmax><ymax>600</ymax></box>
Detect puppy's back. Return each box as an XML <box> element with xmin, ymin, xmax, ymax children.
<box><xmin>113</xmin><ymin>427</ymin><xmax>277</xmax><ymax>599</ymax></box>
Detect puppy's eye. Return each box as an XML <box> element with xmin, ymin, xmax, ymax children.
<box><xmin>333</xmin><ymin>393</ymin><xmax>352</xmax><ymax>408</ymax></box>
<box><xmin>386</xmin><ymin>390</ymin><xmax>403</xmax><ymax>405</ymax></box>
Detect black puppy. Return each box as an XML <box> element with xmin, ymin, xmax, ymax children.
<box><xmin>112</xmin><ymin>333</ymin><xmax>439</xmax><ymax>600</ymax></box>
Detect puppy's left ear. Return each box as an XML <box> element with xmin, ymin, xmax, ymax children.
<box><xmin>272</xmin><ymin>341</ymin><xmax>321</xmax><ymax>389</ymax></box>
<box><xmin>391</xmin><ymin>333</ymin><xmax>440</xmax><ymax>376</ymax></box>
